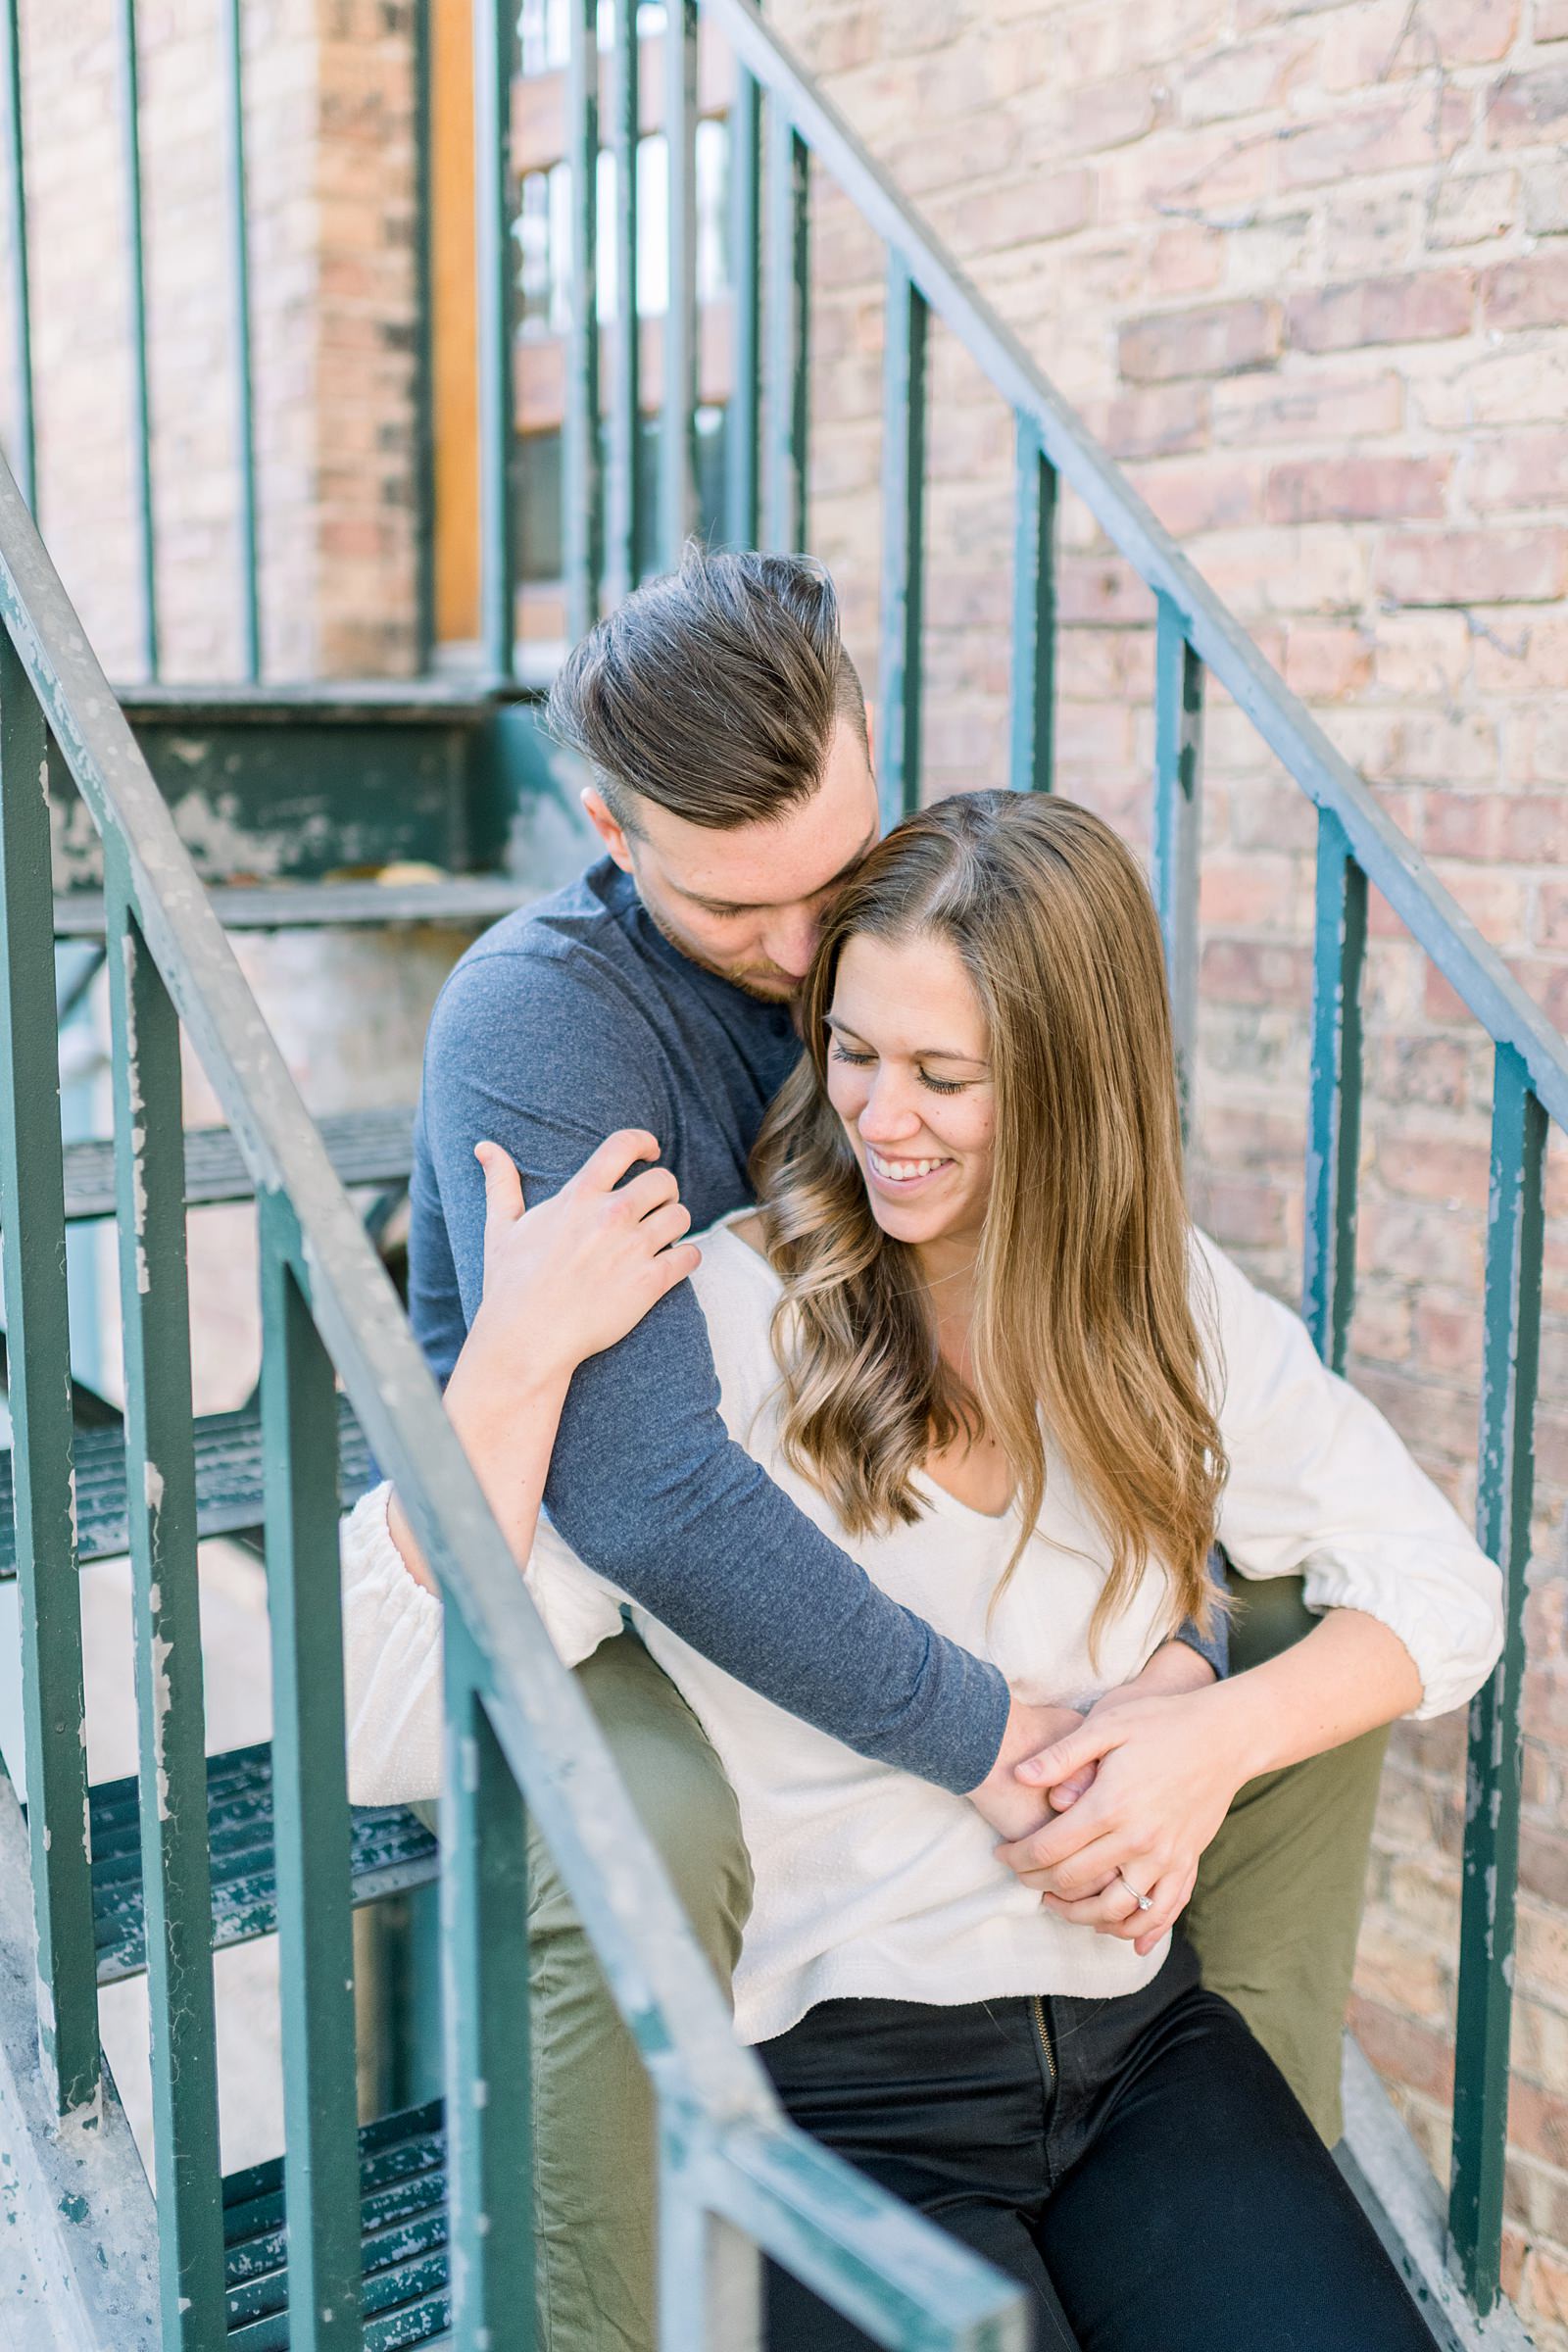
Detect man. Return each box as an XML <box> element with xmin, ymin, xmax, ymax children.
<box><xmin>409</xmin><ymin>546</ymin><xmax>1387</xmax><ymax>2347</ymax></box>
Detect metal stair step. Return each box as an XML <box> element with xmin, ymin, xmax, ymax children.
<box><xmin>54</xmin><ymin>876</ymin><xmax>528</xmax><ymax>936</ymax></box>
<box><xmin>221</xmin><ymin>2100</ymin><xmax>450</xmax><ymax>2349</ymax></box>
<box><xmin>0</xmin><ymin>1393</ymin><xmax>374</xmax><ymax>1580</ymax></box>
<box><xmin>88</xmin><ymin>1742</ymin><xmax>438</xmax><ymax>1984</ymax></box>
<box><xmin>61</xmin><ymin>1104</ymin><xmax>416</xmax><ymax>1221</ymax></box>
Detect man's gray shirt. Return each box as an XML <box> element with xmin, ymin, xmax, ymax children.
<box><xmin>408</xmin><ymin>857</ymin><xmax>1223</xmax><ymax>1794</ymax></box>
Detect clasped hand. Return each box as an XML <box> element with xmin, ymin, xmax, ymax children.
<box><xmin>998</xmin><ymin>1684</ymin><xmax>1245</xmax><ymax>1961</ymax></box>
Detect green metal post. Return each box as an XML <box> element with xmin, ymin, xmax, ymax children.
<box><xmin>106</xmin><ymin>874</ymin><xmax>225</xmax><ymax>2347</ymax></box>
<box><xmin>1009</xmin><ymin>415</ymin><xmax>1055</xmax><ymax>797</ymax></box>
<box><xmin>564</xmin><ymin>0</ymin><xmax>602</xmax><ymax>641</ymax></box>
<box><xmin>220</xmin><ymin>0</ymin><xmax>260</xmax><ymax>678</ymax></box>
<box><xmin>608</xmin><ymin>0</ymin><xmax>641</xmax><ymax>600</ymax></box>
<box><xmin>116</xmin><ymin>0</ymin><xmax>158</xmax><ymax>678</ymax></box>
<box><xmin>1450</xmin><ymin>1046</ymin><xmax>1546</xmax><ymax>2310</ymax></box>
<box><xmin>0</xmin><ymin>0</ymin><xmax>34</xmax><ymax>512</ymax></box>
<box><xmin>876</xmin><ymin>254</ymin><xmax>925</xmax><ymax>829</ymax></box>
<box><xmin>474</xmin><ymin>0</ymin><xmax>517</xmax><ymax>677</ymax></box>
<box><xmin>442</xmin><ymin>1610</ymin><xmax>534</xmax><ymax>2352</ymax></box>
<box><xmin>1152</xmin><ymin>592</ymin><xmax>1203</xmax><ymax>1139</ymax></box>
<box><xmin>259</xmin><ymin>1198</ymin><xmax>362</xmax><ymax>2352</ymax></box>
<box><xmin>762</xmin><ymin>109</ymin><xmax>808</xmax><ymax>552</ymax></box>
<box><xmin>0</xmin><ymin>632</ymin><xmax>97</xmax><ymax>2113</ymax></box>
<box><xmin>725</xmin><ymin>66</ymin><xmax>761</xmax><ymax>551</ymax></box>
<box><xmin>660</xmin><ymin>0</ymin><xmax>698</xmax><ymax>573</ymax></box>
<box><xmin>1302</xmin><ymin>808</ymin><xmax>1366</xmax><ymax>1372</ymax></box>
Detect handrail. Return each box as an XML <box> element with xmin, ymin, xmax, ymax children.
<box><xmin>0</xmin><ymin>444</ymin><xmax>1026</xmax><ymax>2348</ymax></box>
<box><xmin>709</xmin><ymin>0</ymin><xmax>1568</xmax><ymax>1138</ymax></box>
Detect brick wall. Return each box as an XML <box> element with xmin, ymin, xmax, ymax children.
<box><xmin>0</xmin><ymin>0</ymin><xmax>421</xmax><ymax>679</ymax></box>
<box><xmin>768</xmin><ymin>0</ymin><xmax>1568</xmax><ymax>2331</ymax></box>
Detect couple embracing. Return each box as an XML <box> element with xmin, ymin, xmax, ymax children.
<box><xmin>341</xmin><ymin>548</ymin><xmax>1502</xmax><ymax>2351</ymax></box>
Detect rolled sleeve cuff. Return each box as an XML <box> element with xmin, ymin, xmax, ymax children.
<box><xmin>1298</xmin><ymin>1540</ymin><xmax>1504</xmax><ymax>1722</ymax></box>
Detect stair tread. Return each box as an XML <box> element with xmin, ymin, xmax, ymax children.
<box><xmin>222</xmin><ymin>2100</ymin><xmax>450</xmax><ymax>2349</ymax></box>
<box><xmin>62</xmin><ymin>1104</ymin><xmax>416</xmax><ymax>1221</ymax></box>
<box><xmin>0</xmin><ymin>1393</ymin><xmax>375</xmax><ymax>1580</ymax></box>
<box><xmin>89</xmin><ymin>1741</ymin><xmax>437</xmax><ymax>1984</ymax></box>
<box><xmin>54</xmin><ymin>876</ymin><xmax>529</xmax><ymax>936</ymax></box>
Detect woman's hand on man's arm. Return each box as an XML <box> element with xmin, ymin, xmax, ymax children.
<box><xmin>387</xmin><ymin>1130</ymin><xmax>700</xmax><ymax>1594</ymax></box>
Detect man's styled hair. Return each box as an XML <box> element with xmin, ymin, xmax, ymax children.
<box><xmin>546</xmin><ymin>543</ymin><xmax>868</xmax><ymax>832</ymax></box>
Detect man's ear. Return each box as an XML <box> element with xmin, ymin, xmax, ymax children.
<box><xmin>581</xmin><ymin>785</ymin><xmax>634</xmax><ymax>872</ymax></box>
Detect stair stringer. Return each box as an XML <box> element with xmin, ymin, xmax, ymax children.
<box><xmin>0</xmin><ymin>1772</ymin><xmax>159</xmax><ymax>2352</ymax></box>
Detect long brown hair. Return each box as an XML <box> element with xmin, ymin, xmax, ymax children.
<box><xmin>751</xmin><ymin>790</ymin><xmax>1225</xmax><ymax>1652</ymax></box>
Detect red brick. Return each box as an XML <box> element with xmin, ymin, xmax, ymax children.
<box><xmin>1117</xmin><ymin>298</ymin><xmax>1283</xmax><ymax>384</ymax></box>
<box><xmin>1467</xmin><ymin>431</ymin><xmax>1568</xmax><ymax>514</ymax></box>
<box><xmin>1265</xmin><ymin>454</ymin><xmax>1449</xmax><ymax>524</ymax></box>
<box><xmin>1374</xmin><ymin>612</ymin><xmax>1473</xmax><ymax>699</ymax></box>
<box><xmin>1378</xmin><ymin>1131</ymin><xmax>1492</xmax><ymax>1210</ymax></box>
<box><xmin>1100</xmin><ymin>382</ymin><xmax>1210</xmax><ymax>461</ymax></box>
<box><xmin>1375</xmin><ymin>530</ymin><xmax>1568</xmax><ymax>607</ymax></box>
<box><xmin>1283</xmin><ymin>621</ymin><xmax>1373</xmax><ymax>699</ymax></box>
<box><xmin>1278</xmin><ymin>88</ymin><xmax>1470</xmax><ymax>191</ymax></box>
<box><xmin>1349</xmin><ymin>1994</ymin><xmax>1456</xmax><ymax>2103</ymax></box>
<box><xmin>1135</xmin><ymin>454</ymin><xmax>1265</xmax><ymax>535</ymax></box>
<box><xmin>1502</xmin><ymin>797</ymin><xmax>1568</xmax><ymax>863</ymax></box>
<box><xmin>1485</xmin><ymin>63</ymin><xmax>1568</xmax><ymax>148</ymax></box>
<box><xmin>1421</xmin><ymin>790</ymin><xmax>1501</xmax><ymax>860</ymax></box>
<box><xmin>951</xmin><ymin>168</ymin><xmax>1093</xmax><ymax>253</ymax></box>
<box><xmin>1286</xmin><ymin>270</ymin><xmax>1475</xmax><ymax>354</ymax></box>
<box><xmin>1178</xmin><ymin>32</ymin><xmax>1314</xmax><ymax>124</ymax></box>
<box><xmin>1210</xmin><ymin>367</ymin><xmax>1404</xmax><ymax>446</ymax></box>
<box><xmin>1428</xmin><ymin>169</ymin><xmax>1517</xmax><ymax>249</ymax></box>
<box><xmin>1482</xmin><ymin>249</ymin><xmax>1568</xmax><ymax>337</ymax></box>
<box><xmin>1199</xmin><ymin>936</ymin><xmax>1311</xmax><ymax>1007</ymax></box>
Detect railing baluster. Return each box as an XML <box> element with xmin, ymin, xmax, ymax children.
<box><xmin>725</xmin><ymin>64</ymin><xmax>761</xmax><ymax>551</ymax></box>
<box><xmin>259</xmin><ymin>1199</ymin><xmax>362</xmax><ymax>2352</ymax></box>
<box><xmin>876</xmin><ymin>253</ymin><xmax>926</xmax><ymax>829</ymax></box>
<box><xmin>1009</xmin><ymin>415</ymin><xmax>1055</xmax><ymax>797</ymax></box>
<box><xmin>0</xmin><ymin>635</ymin><xmax>97</xmax><ymax>2113</ymax></box>
<box><xmin>608</xmin><ymin>0</ymin><xmax>641</xmax><ymax>601</ymax></box>
<box><xmin>1</xmin><ymin>0</ymin><xmax>34</xmax><ymax>512</ymax></box>
<box><xmin>220</xmin><ymin>0</ymin><xmax>260</xmax><ymax>678</ymax></box>
<box><xmin>474</xmin><ymin>0</ymin><xmax>517</xmax><ymax>677</ymax></box>
<box><xmin>1450</xmin><ymin>1044</ymin><xmax>1546</xmax><ymax>2312</ymax></box>
<box><xmin>1302</xmin><ymin>808</ymin><xmax>1366</xmax><ymax>1371</ymax></box>
<box><xmin>117</xmin><ymin>0</ymin><xmax>158</xmax><ymax>678</ymax></box>
<box><xmin>763</xmin><ymin>109</ymin><xmax>808</xmax><ymax>552</ymax></box>
<box><xmin>661</xmin><ymin>2182</ymin><xmax>762</xmax><ymax>2351</ymax></box>
<box><xmin>564</xmin><ymin>0</ymin><xmax>601</xmax><ymax>641</ymax></box>
<box><xmin>660</xmin><ymin>0</ymin><xmax>698</xmax><ymax>573</ymax></box>
<box><xmin>442</xmin><ymin>1610</ymin><xmax>533</xmax><ymax>2352</ymax></box>
<box><xmin>411</xmin><ymin>0</ymin><xmax>435</xmax><ymax>671</ymax></box>
<box><xmin>1152</xmin><ymin>592</ymin><xmax>1203</xmax><ymax>1137</ymax></box>
<box><xmin>106</xmin><ymin>875</ymin><xmax>224</xmax><ymax>2345</ymax></box>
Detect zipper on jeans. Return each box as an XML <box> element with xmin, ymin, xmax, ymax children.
<box><xmin>1030</xmin><ymin>1993</ymin><xmax>1056</xmax><ymax>2089</ymax></box>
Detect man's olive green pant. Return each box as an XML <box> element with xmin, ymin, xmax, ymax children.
<box><xmin>516</xmin><ymin>1576</ymin><xmax>1388</xmax><ymax>2351</ymax></box>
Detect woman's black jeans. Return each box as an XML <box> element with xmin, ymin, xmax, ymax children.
<box><xmin>759</xmin><ymin>1937</ymin><xmax>1431</xmax><ymax>2352</ymax></box>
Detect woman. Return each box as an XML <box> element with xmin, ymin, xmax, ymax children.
<box><xmin>343</xmin><ymin>791</ymin><xmax>1502</xmax><ymax>2351</ymax></box>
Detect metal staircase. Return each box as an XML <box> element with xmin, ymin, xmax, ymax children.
<box><xmin>0</xmin><ymin>0</ymin><xmax>1560</xmax><ymax>2346</ymax></box>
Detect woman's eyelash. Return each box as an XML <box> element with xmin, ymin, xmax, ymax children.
<box><xmin>829</xmin><ymin>1044</ymin><xmax>967</xmax><ymax>1096</ymax></box>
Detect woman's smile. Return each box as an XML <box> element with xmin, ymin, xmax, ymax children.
<box><xmin>864</xmin><ymin>1145</ymin><xmax>956</xmax><ymax>1192</ymax></box>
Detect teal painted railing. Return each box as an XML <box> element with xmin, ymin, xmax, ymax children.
<box><xmin>617</xmin><ymin>0</ymin><xmax>1555</xmax><ymax>2320</ymax></box>
<box><xmin>0</xmin><ymin>445</ymin><xmax>1028</xmax><ymax>2347</ymax></box>
<box><xmin>1</xmin><ymin>0</ymin><xmax>1564</xmax><ymax>2335</ymax></box>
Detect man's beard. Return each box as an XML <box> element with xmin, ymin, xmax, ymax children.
<box><xmin>642</xmin><ymin>895</ymin><xmax>800</xmax><ymax>1004</ymax></box>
